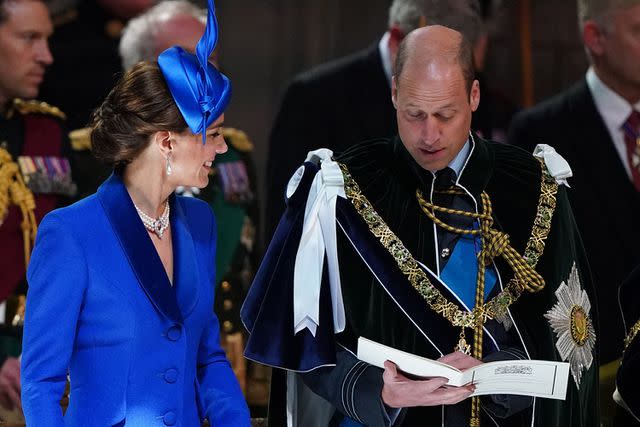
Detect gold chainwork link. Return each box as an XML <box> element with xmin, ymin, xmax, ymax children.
<box><xmin>624</xmin><ymin>318</ymin><xmax>640</xmax><ymax>351</ymax></box>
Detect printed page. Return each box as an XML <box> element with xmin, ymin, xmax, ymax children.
<box><xmin>462</xmin><ymin>359</ymin><xmax>570</xmax><ymax>399</ymax></box>
<box><xmin>357</xmin><ymin>337</ymin><xmax>570</xmax><ymax>400</ymax></box>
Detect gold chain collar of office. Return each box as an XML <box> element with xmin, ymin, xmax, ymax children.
<box><xmin>338</xmin><ymin>158</ymin><xmax>556</xmax><ymax>334</ymax></box>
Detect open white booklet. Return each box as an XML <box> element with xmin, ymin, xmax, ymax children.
<box><xmin>357</xmin><ymin>337</ymin><xmax>570</xmax><ymax>400</ymax></box>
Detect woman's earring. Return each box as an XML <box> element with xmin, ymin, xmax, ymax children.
<box><xmin>166</xmin><ymin>152</ymin><xmax>173</xmax><ymax>176</ymax></box>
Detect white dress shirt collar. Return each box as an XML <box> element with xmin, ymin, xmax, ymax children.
<box><xmin>449</xmin><ymin>139</ymin><xmax>471</xmax><ymax>178</ymax></box>
<box><xmin>586</xmin><ymin>67</ymin><xmax>640</xmax><ymax>177</ymax></box>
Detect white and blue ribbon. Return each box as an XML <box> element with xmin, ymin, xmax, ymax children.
<box><xmin>292</xmin><ymin>149</ymin><xmax>347</xmax><ymax>337</ymax></box>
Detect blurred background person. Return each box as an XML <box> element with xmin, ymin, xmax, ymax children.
<box><xmin>508</xmin><ymin>1</ymin><xmax>640</xmax><ymax>424</ymax></box>
<box><xmin>40</xmin><ymin>0</ymin><xmax>156</xmax><ymax>199</ymax></box>
<box><xmin>119</xmin><ymin>0</ymin><xmax>260</xmax><ymax>407</ymax></box>
<box><xmin>20</xmin><ymin>1</ymin><xmax>251</xmax><ymax>424</ymax></box>
<box><xmin>471</xmin><ymin>0</ymin><xmax>518</xmax><ymax>143</ymax></box>
<box><xmin>40</xmin><ymin>0</ymin><xmax>154</xmax><ymax>131</ymax></box>
<box><xmin>0</xmin><ymin>0</ymin><xmax>75</xmax><ymax>415</ymax></box>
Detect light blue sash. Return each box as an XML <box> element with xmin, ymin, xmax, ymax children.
<box><xmin>440</xmin><ymin>233</ymin><xmax>497</xmax><ymax>309</ymax></box>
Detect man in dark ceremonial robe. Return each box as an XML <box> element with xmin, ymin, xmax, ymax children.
<box><xmin>242</xmin><ymin>26</ymin><xmax>599</xmax><ymax>427</ymax></box>
<box><xmin>614</xmin><ymin>265</ymin><xmax>640</xmax><ymax>422</ymax></box>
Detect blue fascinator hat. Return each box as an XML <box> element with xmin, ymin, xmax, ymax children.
<box><xmin>157</xmin><ymin>0</ymin><xmax>230</xmax><ymax>140</ymax></box>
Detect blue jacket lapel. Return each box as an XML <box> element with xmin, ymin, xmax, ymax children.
<box><xmin>97</xmin><ymin>173</ymin><xmax>183</xmax><ymax>325</ymax></box>
<box><xmin>171</xmin><ymin>199</ymin><xmax>200</xmax><ymax>319</ymax></box>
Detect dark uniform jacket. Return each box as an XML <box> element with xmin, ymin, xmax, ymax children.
<box><xmin>0</xmin><ymin>99</ymin><xmax>76</xmax><ymax>364</ymax></box>
<box><xmin>508</xmin><ymin>79</ymin><xmax>640</xmax><ymax>363</ymax></box>
<box><xmin>206</xmin><ymin>128</ymin><xmax>258</xmax><ymax>335</ymax></box>
<box><xmin>243</xmin><ymin>136</ymin><xmax>599</xmax><ymax>426</ymax></box>
<box><xmin>0</xmin><ymin>99</ymin><xmax>75</xmax><ymax>302</ymax></box>
<box><xmin>265</xmin><ymin>43</ymin><xmax>397</xmax><ymax>237</ymax></box>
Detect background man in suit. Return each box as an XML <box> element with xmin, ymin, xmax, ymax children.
<box><xmin>508</xmin><ymin>0</ymin><xmax>640</xmax><ymax>423</ymax></box>
<box><xmin>265</xmin><ymin>0</ymin><xmax>484</xmax><ymax>237</ymax></box>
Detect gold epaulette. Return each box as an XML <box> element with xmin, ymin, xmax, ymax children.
<box><xmin>0</xmin><ymin>148</ymin><xmax>37</xmax><ymax>268</ymax></box>
<box><xmin>69</xmin><ymin>127</ymin><xmax>92</xmax><ymax>151</ymax></box>
<box><xmin>223</xmin><ymin>127</ymin><xmax>253</xmax><ymax>153</ymax></box>
<box><xmin>12</xmin><ymin>99</ymin><xmax>66</xmax><ymax>120</ymax></box>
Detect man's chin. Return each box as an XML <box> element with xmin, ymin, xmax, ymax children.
<box><xmin>15</xmin><ymin>87</ymin><xmax>39</xmax><ymax>101</ymax></box>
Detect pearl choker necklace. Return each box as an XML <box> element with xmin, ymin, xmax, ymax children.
<box><xmin>134</xmin><ymin>200</ymin><xmax>170</xmax><ymax>238</ymax></box>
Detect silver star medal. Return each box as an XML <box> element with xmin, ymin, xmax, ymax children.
<box><xmin>544</xmin><ymin>262</ymin><xmax>596</xmax><ymax>388</ymax></box>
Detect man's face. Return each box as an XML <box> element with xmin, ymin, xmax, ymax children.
<box><xmin>392</xmin><ymin>59</ymin><xmax>480</xmax><ymax>172</ymax></box>
<box><xmin>153</xmin><ymin>15</ymin><xmax>206</xmax><ymax>58</ymax></box>
<box><xmin>597</xmin><ymin>5</ymin><xmax>640</xmax><ymax>94</ymax></box>
<box><xmin>0</xmin><ymin>0</ymin><xmax>53</xmax><ymax>102</ymax></box>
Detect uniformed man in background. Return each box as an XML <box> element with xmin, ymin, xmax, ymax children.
<box><xmin>0</xmin><ymin>0</ymin><xmax>76</xmax><ymax>415</ymax></box>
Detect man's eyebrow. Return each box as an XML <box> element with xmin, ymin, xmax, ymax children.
<box><xmin>435</xmin><ymin>104</ymin><xmax>456</xmax><ymax>111</ymax></box>
<box><xmin>405</xmin><ymin>103</ymin><xmax>456</xmax><ymax>111</ymax></box>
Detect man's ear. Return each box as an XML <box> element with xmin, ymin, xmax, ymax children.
<box><xmin>391</xmin><ymin>75</ymin><xmax>398</xmax><ymax>109</ymax></box>
<box><xmin>583</xmin><ymin>20</ymin><xmax>606</xmax><ymax>57</ymax></box>
<box><xmin>470</xmin><ymin>79</ymin><xmax>480</xmax><ymax>112</ymax></box>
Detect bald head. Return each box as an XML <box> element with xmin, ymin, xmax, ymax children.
<box><xmin>394</xmin><ymin>25</ymin><xmax>475</xmax><ymax>94</ymax></box>
<box><xmin>391</xmin><ymin>25</ymin><xmax>480</xmax><ymax>172</ymax></box>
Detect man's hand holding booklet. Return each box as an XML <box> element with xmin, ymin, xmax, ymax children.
<box><xmin>357</xmin><ymin>337</ymin><xmax>570</xmax><ymax>400</ymax></box>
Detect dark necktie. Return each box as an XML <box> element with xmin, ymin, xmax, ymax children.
<box><xmin>432</xmin><ymin>167</ymin><xmax>473</xmax><ymax>264</ymax></box>
<box><xmin>622</xmin><ymin>110</ymin><xmax>640</xmax><ymax>191</ymax></box>
<box><xmin>433</xmin><ymin>167</ymin><xmax>456</xmax><ymax>206</ymax></box>
<box><xmin>433</xmin><ymin>167</ymin><xmax>457</xmax><ymax>229</ymax></box>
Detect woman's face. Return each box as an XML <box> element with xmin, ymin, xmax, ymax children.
<box><xmin>169</xmin><ymin>114</ymin><xmax>227</xmax><ymax>189</ymax></box>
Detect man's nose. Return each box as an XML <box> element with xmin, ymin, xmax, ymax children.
<box><xmin>421</xmin><ymin>117</ymin><xmax>439</xmax><ymax>144</ymax></box>
<box><xmin>35</xmin><ymin>40</ymin><xmax>53</xmax><ymax>66</ymax></box>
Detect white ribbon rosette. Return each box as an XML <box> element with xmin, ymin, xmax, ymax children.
<box><xmin>289</xmin><ymin>149</ymin><xmax>347</xmax><ymax>337</ymax></box>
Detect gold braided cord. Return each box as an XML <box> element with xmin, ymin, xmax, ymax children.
<box><xmin>624</xmin><ymin>318</ymin><xmax>640</xmax><ymax>351</ymax></box>
<box><xmin>338</xmin><ymin>158</ymin><xmax>558</xmax><ymax>331</ymax></box>
<box><xmin>416</xmin><ymin>191</ymin><xmax>546</xmax><ymax>294</ymax></box>
<box><xmin>0</xmin><ymin>147</ymin><xmax>37</xmax><ymax>267</ymax></box>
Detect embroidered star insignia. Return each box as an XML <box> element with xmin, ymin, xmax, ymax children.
<box><xmin>544</xmin><ymin>262</ymin><xmax>596</xmax><ymax>388</ymax></box>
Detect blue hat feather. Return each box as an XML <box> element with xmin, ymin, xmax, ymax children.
<box><xmin>157</xmin><ymin>0</ymin><xmax>231</xmax><ymax>140</ymax></box>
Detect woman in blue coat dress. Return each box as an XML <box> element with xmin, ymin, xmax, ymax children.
<box><xmin>20</xmin><ymin>1</ymin><xmax>250</xmax><ymax>425</ymax></box>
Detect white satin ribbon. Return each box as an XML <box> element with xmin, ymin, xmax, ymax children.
<box><xmin>533</xmin><ymin>144</ymin><xmax>573</xmax><ymax>187</ymax></box>
<box><xmin>292</xmin><ymin>148</ymin><xmax>346</xmax><ymax>337</ymax></box>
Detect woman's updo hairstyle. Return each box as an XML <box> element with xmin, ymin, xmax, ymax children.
<box><xmin>90</xmin><ymin>62</ymin><xmax>188</xmax><ymax>169</ymax></box>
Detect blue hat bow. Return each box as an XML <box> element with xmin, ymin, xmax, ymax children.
<box><xmin>158</xmin><ymin>0</ymin><xmax>231</xmax><ymax>140</ymax></box>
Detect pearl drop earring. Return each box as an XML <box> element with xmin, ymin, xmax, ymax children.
<box><xmin>166</xmin><ymin>152</ymin><xmax>173</xmax><ymax>176</ymax></box>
